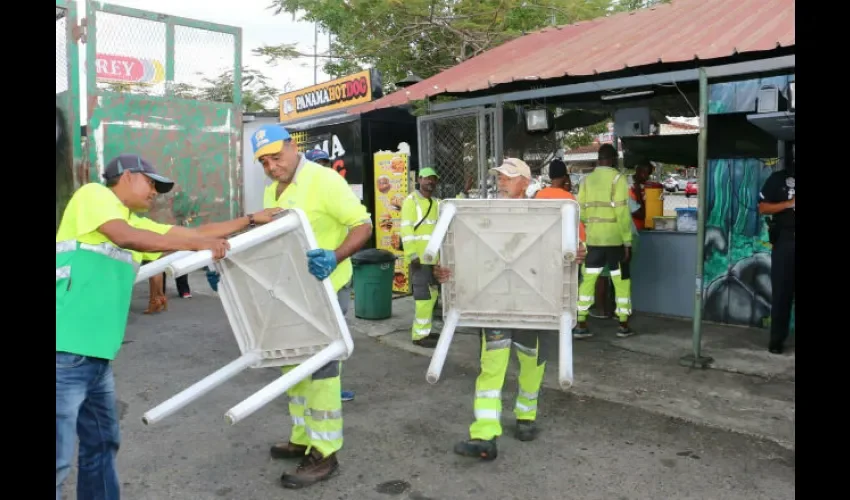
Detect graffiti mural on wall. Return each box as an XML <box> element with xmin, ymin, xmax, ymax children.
<box><xmin>702</xmin><ymin>158</ymin><xmax>795</xmax><ymax>334</ymax></box>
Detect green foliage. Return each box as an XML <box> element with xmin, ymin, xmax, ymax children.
<box><xmin>611</xmin><ymin>0</ymin><xmax>671</xmax><ymax>13</ymax></box>
<box><xmin>257</xmin><ymin>0</ymin><xmax>621</xmax><ymax>91</ymax></box>
<box><xmin>101</xmin><ymin>68</ymin><xmax>279</xmax><ymax>112</ymax></box>
<box><xmin>563</xmin><ymin>120</ymin><xmax>610</xmax><ymax>150</ymax></box>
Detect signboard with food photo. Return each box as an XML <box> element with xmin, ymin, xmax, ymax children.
<box><xmin>374</xmin><ymin>151</ymin><xmax>410</xmax><ymax>293</ymax></box>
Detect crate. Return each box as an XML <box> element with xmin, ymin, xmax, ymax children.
<box><xmin>652</xmin><ymin>216</ymin><xmax>677</xmax><ymax>232</ymax></box>
<box><xmin>675</xmin><ymin>207</ymin><xmax>698</xmax><ymax>233</ymax></box>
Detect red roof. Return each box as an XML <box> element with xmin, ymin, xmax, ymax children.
<box><xmin>350</xmin><ymin>0</ymin><xmax>794</xmax><ymax>114</ymax></box>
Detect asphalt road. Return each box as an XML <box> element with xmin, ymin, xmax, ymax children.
<box><xmin>61</xmin><ymin>291</ymin><xmax>794</xmax><ymax>500</ymax></box>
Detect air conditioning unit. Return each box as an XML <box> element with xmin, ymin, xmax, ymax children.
<box><xmin>788</xmin><ymin>81</ymin><xmax>795</xmax><ymax>111</ymax></box>
<box><xmin>756</xmin><ymin>84</ymin><xmax>788</xmax><ymax>113</ymax></box>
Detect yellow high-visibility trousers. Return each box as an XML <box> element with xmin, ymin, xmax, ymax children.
<box><xmin>469</xmin><ymin>329</ymin><xmax>550</xmax><ymax>441</ymax></box>
<box><xmin>577</xmin><ymin>246</ymin><xmax>632</xmax><ymax>322</ymax></box>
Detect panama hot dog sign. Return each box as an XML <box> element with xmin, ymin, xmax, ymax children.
<box><xmin>279</xmin><ymin>70</ymin><xmax>373</xmax><ymax>121</ymax></box>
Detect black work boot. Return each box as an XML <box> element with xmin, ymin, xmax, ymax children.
<box><xmin>280</xmin><ymin>449</ymin><xmax>339</xmax><ymax>489</ymax></box>
<box><xmin>270</xmin><ymin>441</ymin><xmax>308</xmax><ymax>459</ymax></box>
<box><xmin>413</xmin><ymin>334</ymin><xmax>440</xmax><ymax>348</ymax></box>
<box><xmin>453</xmin><ymin>438</ymin><xmax>498</xmax><ymax>461</ymax></box>
<box><xmin>515</xmin><ymin>420</ymin><xmax>539</xmax><ymax>442</ymax></box>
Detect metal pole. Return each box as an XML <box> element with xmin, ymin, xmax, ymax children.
<box><xmin>680</xmin><ymin>67</ymin><xmax>713</xmax><ymax>369</ymax></box>
<box><xmin>313</xmin><ymin>23</ymin><xmax>318</xmax><ymax>85</ymax></box>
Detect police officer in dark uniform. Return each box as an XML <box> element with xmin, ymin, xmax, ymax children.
<box><xmin>758</xmin><ymin>154</ymin><xmax>795</xmax><ymax>354</ymax></box>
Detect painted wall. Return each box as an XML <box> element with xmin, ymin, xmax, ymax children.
<box><xmin>702</xmin><ymin>74</ymin><xmax>795</xmax><ymax>334</ymax></box>
<box><xmin>242</xmin><ymin>116</ymin><xmax>279</xmax><ymax>214</ymax></box>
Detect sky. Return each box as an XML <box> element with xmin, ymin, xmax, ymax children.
<box><xmin>58</xmin><ymin>0</ymin><xmax>331</xmax><ymax>121</ymax></box>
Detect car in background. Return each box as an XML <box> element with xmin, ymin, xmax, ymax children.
<box><xmin>685</xmin><ymin>180</ymin><xmax>698</xmax><ymax>198</ymax></box>
<box><xmin>662</xmin><ymin>175</ymin><xmax>688</xmax><ymax>192</ymax></box>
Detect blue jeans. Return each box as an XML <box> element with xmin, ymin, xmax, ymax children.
<box><xmin>56</xmin><ymin>352</ymin><xmax>121</xmax><ymax>500</ymax></box>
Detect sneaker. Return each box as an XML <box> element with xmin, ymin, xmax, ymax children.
<box><xmin>515</xmin><ymin>420</ymin><xmax>539</xmax><ymax>442</ymax></box>
<box><xmin>616</xmin><ymin>325</ymin><xmax>635</xmax><ymax>338</ymax></box>
<box><xmin>270</xmin><ymin>441</ymin><xmax>308</xmax><ymax>460</ymax></box>
<box><xmin>181</xmin><ymin>292</ymin><xmax>192</xmax><ymax>299</ymax></box>
<box><xmin>453</xmin><ymin>438</ymin><xmax>498</xmax><ymax>461</ymax></box>
<box><xmin>341</xmin><ymin>390</ymin><xmax>355</xmax><ymax>402</ymax></box>
<box><xmin>573</xmin><ymin>327</ymin><xmax>593</xmax><ymax>339</ymax></box>
<box><xmin>280</xmin><ymin>449</ymin><xmax>339</xmax><ymax>489</ymax></box>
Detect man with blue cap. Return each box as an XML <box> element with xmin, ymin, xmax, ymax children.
<box><xmin>56</xmin><ymin>153</ymin><xmax>283</xmax><ymax>499</ymax></box>
<box><xmin>251</xmin><ymin>124</ymin><xmax>372</xmax><ymax>489</ymax></box>
<box><xmin>305</xmin><ymin>148</ymin><xmax>332</xmax><ymax>168</ymax></box>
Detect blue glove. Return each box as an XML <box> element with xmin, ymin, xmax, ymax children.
<box><xmin>306</xmin><ymin>248</ymin><xmax>338</xmax><ymax>281</ymax></box>
<box><xmin>205</xmin><ymin>267</ymin><xmax>221</xmax><ymax>292</ymax></box>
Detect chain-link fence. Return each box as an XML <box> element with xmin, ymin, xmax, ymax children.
<box><xmin>417</xmin><ymin>108</ymin><xmax>499</xmax><ymax>199</ymax></box>
<box><xmin>91</xmin><ymin>6</ymin><xmax>237</xmax><ymax>102</ymax></box>
<box><xmin>56</xmin><ymin>7</ymin><xmax>68</xmax><ymax>94</ymax></box>
<box><xmin>85</xmin><ymin>2</ymin><xmax>243</xmax><ymax>222</ymax></box>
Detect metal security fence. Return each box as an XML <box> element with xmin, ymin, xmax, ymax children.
<box><xmin>417</xmin><ymin>107</ymin><xmax>500</xmax><ymax>199</ymax></box>
<box><xmin>84</xmin><ymin>2</ymin><xmax>243</xmax><ymax>224</ymax></box>
<box><xmin>56</xmin><ymin>0</ymin><xmax>82</xmax><ymax>229</ymax></box>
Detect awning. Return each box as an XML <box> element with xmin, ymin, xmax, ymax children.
<box><xmin>746</xmin><ymin>112</ymin><xmax>795</xmax><ymax>141</ymax></box>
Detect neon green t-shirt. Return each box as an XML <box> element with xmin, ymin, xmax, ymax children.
<box><xmin>264</xmin><ymin>158</ymin><xmax>371</xmax><ymax>292</ymax></box>
<box><xmin>56</xmin><ymin>183</ymin><xmax>174</xmax><ymax>359</ymax></box>
<box><xmin>56</xmin><ymin>182</ymin><xmax>173</xmax><ymax>263</ymax></box>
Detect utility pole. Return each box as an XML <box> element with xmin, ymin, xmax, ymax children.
<box><xmin>313</xmin><ymin>22</ymin><xmax>318</xmax><ymax>85</ymax></box>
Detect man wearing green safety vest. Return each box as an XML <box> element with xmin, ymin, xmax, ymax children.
<box><xmin>575</xmin><ymin>144</ymin><xmax>635</xmax><ymax>338</ymax></box>
<box><xmin>56</xmin><ymin>153</ymin><xmax>282</xmax><ymax>500</ymax></box>
<box><xmin>252</xmin><ymin>124</ymin><xmax>372</xmax><ymax>489</ymax></box>
<box><xmin>401</xmin><ymin>166</ymin><xmax>442</xmax><ymax>348</ymax></box>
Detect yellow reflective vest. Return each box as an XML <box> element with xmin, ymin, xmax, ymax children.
<box><xmin>577</xmin><ymin>166</ymin><xmax>633</xmax><ymax>247</ymax></box>
<box><xmin>400</xmin><ymin>191</ymin><xmax>440</xmax><ymax>263</ymax></box>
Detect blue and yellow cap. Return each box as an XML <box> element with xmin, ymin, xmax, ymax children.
<box><xmin>251</xmin><ymin>124</ymin><xmax>292</xmax><ymax>161</ymax></box>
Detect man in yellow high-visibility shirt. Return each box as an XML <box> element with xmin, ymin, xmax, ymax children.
<box><xmin>575</xmin><ymin>144</ymin><xmax>635</xmax><ymax>338</ymax></box>
<box><xmin>401</xmin><ymin>166</ymin><xmax>441</xmax><ymax>348</ymax></box>
<box><xmin>251</xmin><ymin>124</ymin><xmax>372</xmax><ymax>489</ymax></box>
<box><xmin>56</xmin><ymin>153</ymin><xmax>282</xmax><ymax>500</ymax></box>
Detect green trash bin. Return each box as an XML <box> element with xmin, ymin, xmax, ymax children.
<box><xmin>351</xmin><ymin>248</ymin><xmax>397</xmax><ymax>320</ymax></box>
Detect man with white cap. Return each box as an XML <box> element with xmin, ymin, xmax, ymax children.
<box><xmin>251</xmin><ymin>124</ymin><xmax>372</xmax><ymax>488</ymax></box>
<box><xmin>432</xmin><ymin>158</ymin><xmax>585</xmax><ymax>461</ymax></box>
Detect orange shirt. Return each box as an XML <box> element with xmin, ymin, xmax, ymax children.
<box><xmin>534</xmin><ymin>187</ymin><xmax>586</xmax><ymax>242</ymax></box>
<box><xmin>629</xmin><ymin>186</ymin><xmax>645</xmax><ymax>231</ymax></box>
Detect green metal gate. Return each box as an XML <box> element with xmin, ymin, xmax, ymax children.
<box><xmin>56</xmin><ymin>0</ymin><xmax>83</xmax><ymax>229</ymax></box>
<box><xmin>83</xmin><ymin>1</ymin><xmax>243</xmax><ymax>225</ymax></box>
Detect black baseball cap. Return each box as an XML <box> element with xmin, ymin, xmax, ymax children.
<box><xmin>549</xmin><ymin>159</ymin><xmax>567</xmax><ymax>179</ymax></box>
<box><xmin>103</xmin><ymin>154</ymin><xmax>175</xmax><ymax>194</ymax></box>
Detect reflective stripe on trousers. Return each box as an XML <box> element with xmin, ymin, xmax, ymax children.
<box><xmin>469</xmin><ymin>329</ymin><xmax>549</xmax><ymax>441</ymax></box>
<box><xmin>283</xmin><ymin>285</ymin><xmax>349</xmax><ymax>457</ymax></box>
<box><xmin>577</xmin><ymin>267</ymin><xmax>632</xmax><ymax>322</ymax></box>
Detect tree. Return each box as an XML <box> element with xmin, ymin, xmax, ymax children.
<box><xmin>194</xmin><ymin>68</ymin><xmax>280</xmax><ymax>113</ymax></box>
<box><xmin>100</xmin><ymin>68</ymin><xmax>280</xmax><ymax>113</ymax></box>
<box><xmin>612</xmin><ymin>0</ymin><xmax>670</xmax><ymax>12</ymax></box>
<box><xmin>255</xmin><ymin>0</ymin><xmax>617</xmax><ymax>91</ymax></box>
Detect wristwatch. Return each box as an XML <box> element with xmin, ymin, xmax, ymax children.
<box><xmin>247</xmin><ymin>213</ymin><xmax>256</xmax><ymax>227</ymax></box>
